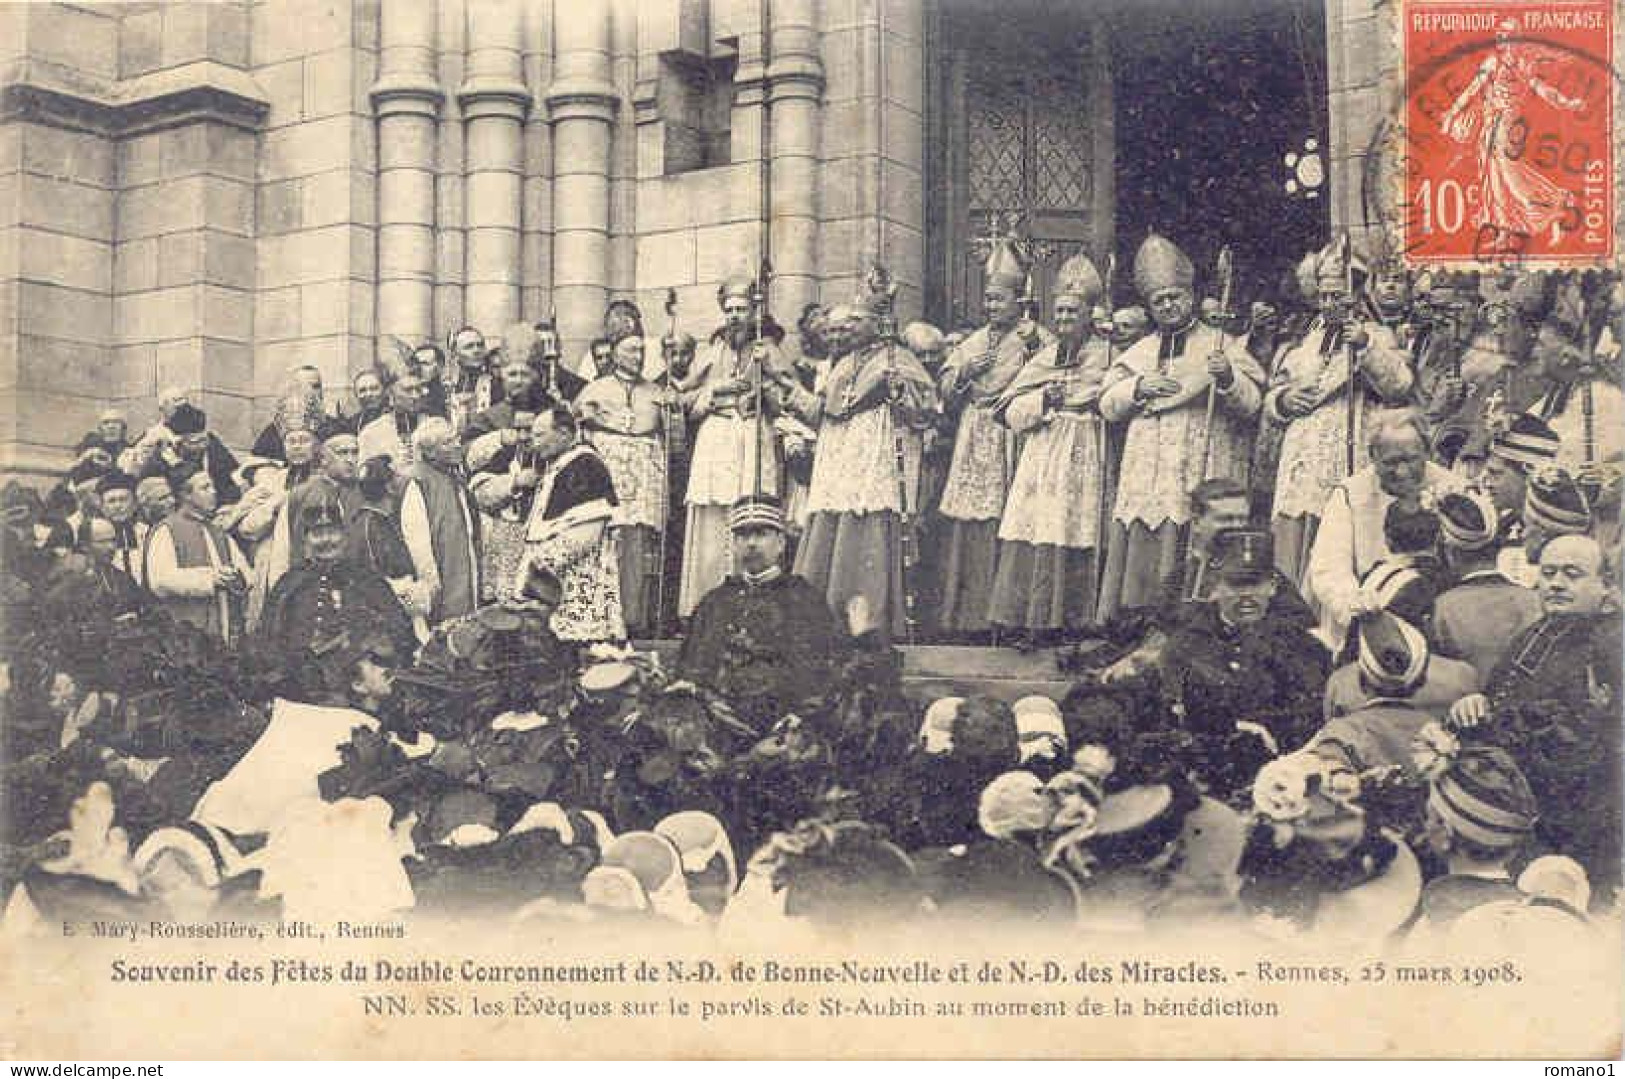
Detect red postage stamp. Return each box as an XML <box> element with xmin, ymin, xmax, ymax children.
<box><xmin>1404</xmin><ymin>0</ymin><xmax>1614</xmax><ymax>264</ymax></box>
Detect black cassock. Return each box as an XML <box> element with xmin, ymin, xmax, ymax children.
<box><xmin>676</xmin><ymin>571</ymin><xmax>847</xmax><ymax>730</ymax></box>
<box><xmin>1471</xmin><ymin>611</ymin><xmax>1622</xmax><ymax>902</ymax></box>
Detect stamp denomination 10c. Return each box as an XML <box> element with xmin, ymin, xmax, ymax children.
<box><xmin>1404</xmin><ymin>0</ymin><xmax>1614</xmax><ymax>265</ymax></box>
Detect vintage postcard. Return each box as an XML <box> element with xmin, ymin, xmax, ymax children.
<box><xmin>0</xmin><ymin>0</ymin><xmax>1620</xmax><ymax>1062</ymax></box>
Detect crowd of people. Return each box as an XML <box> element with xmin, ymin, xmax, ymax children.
<box><xmin>0</xmin><ymin>230</ymin><xmax>1619</xmax><ymax>944</ymax></box>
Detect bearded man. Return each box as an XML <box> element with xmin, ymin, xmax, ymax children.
<box><xmin>676</xmin><ymin>275</ymin><xmax>792</xmax><ymax>617</ymax></box>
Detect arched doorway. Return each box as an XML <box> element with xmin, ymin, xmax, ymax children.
<box><xmin>925</xmin><ymin>0</ymin><xmax>1331</xmax><ymax>324</ymax></box>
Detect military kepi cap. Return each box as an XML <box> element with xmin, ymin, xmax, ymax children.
<box><xmin>728</xmin><ymin>493</ymin><xmax>786</xmax><ymax>533</ymax></box>
<box><xmin>1208</xmin><ymin>527</ymin><xmax>1274</xmax><ymax>584</ymax></box>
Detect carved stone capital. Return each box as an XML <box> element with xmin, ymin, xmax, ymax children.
<box><xmin>766</xmin><ymin>54</ymin><xmax>825</xmax><ymax>104</ymax></box>
<box><xmin>370</xmin><ymin>72</ymin><xmax>444</xmax><ymax>119</ymax></box>
<box><xmin>543</xmin><ymin>77</ymin><xmax>619</xmax><ymax>125</ymax></box>
<box><xmin>457</xmin><ymin>76</ymin><xmax>533</xmax><ymax>121</ymax></box>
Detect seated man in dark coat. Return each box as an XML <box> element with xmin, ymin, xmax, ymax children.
<box><xmin>46</xmin><ymin>517</ymin><xmax>150</xmax><ymax>625</ymax></box>
<box><xmin>1159</xmin><ymin>528</ymin><xmax>1331</xmax><ymax>801</ymax></box>
<box><xmin>676</xmin><ymin>495</ymin><xmax>848</xmax><ymax>732</ymax></box>
<box><xmin>1077</xmin><ymin>479</ymin><xmax>1312</xmax><ymax>683</ymax></box>
<box><xmin>1449</xmin><ymin>534</ymin><xmax>1622</xmax><ymax>906</ymax></box>
<box><xmin>257</xmin><ymin>479</ymin><xmax>417</xmax><ymax>703</ymax></box>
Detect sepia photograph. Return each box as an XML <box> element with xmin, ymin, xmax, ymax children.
<box><xmin>0</xmin><ymin>0</ymin><xmax>1619</xmax><ymax>1061</ymax></box>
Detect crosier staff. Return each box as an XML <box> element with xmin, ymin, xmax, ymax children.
<box><xmin>654</xmin><ymin>287</ymin><xmax>684</xmax><ymax>633</ymax></box>
<box><xmin>1337</xmin><ymin>233</ymin><xmax>1362</xmax><ymax>475</ymax></box>
<box><xmin>1200</xmin><ymin>245</ymin><xmax>1234</xmax><ymax>479</ymax></box>
<box><xmin>867</xmin><ymin>264</ymin><xmax>919</xmax><ymax>644</ymax></box>
<box><xmin>1095</xmin><ymin>253</ymin><xmax>1116</xmax><ymax>599</ymax></box>
<box><xmin>749</xmin><ymin>259</ymin><xmax>775</xmax><ymax>500</ymax></box>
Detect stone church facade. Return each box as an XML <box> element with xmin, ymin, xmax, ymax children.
<box><xmin>1</xmin><ymin>0</ymin><xmax>1396</xmax><ymax>477</ymax></box>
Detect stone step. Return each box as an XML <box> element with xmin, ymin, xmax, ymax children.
<box><xmin>632</xmin><ymin>641</ymin><xmax>1087</xmax><ymax>704</ymax></box>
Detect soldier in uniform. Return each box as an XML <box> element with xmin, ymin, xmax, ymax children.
<box><xmin>257</xmin><ymin>480</ymin><xmax>417</xmax><ymax>701</ymax></box>
<box><xmin>676</xmin><ymin>495</ymin><xmax>848</xmax><ymax>730</ymax></box>
<box><xmin>1159</xmin><ymin>528</ymin><xmax>1330</xmax><ymax>801</ymax></box>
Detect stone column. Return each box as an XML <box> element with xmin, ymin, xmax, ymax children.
<box><xmin>767</xmin><ymin>0</ymin><xmax>825</xmax><ymax>329</ymax></box>
<box><xmin>544</xmin><ymin>0</ymin><xmax>619</xmax><ymax>357</ymax></box>
<box><xmin>371</xmin><ymin>0</ymin><xmax>443</xmax><ymax>346</ymax></box>
<box><xmin>520</xmin><ymin>0</ymin><xmax>555</xmax><ymax>321</ymax></box>
<box><xmin>459</xmin><ymin>0</ymin><xmax>532</xmax><ymax>336</ymax></box>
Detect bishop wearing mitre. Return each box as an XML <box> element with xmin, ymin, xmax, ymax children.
<box><xmin>1096</xmin><ymin>233</ymin><xmax>1265</xmax><ymax>621</ymax></box>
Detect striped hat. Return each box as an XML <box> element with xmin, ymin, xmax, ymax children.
<box><xmin>1436</xmin><ymin>490</ymin><xmax>1498</xmax><ymax>551</ymax></box>
<box><xmin>1359</xmin><ymin>558</ymin><xmax>1427</xmax><ymax>614</ymax></box>
<box><xmin>1490</xmin><ymin>413</ymin><xmax>1560</xmax><ymax>470</ymax></box>
<box><xmin>1525</xmin><ymin>468</ymin><xmax>1592</xmax><ymax>536</ymax></box>
<box><xmin>1429</xmin><ymin>745</ymin><xmax>1537</xmax><ymax>851</ymax></box>
<box><xmin>1356</xmin><ymin>611</ymin><xmax>1429</xmax><ymax>697</ymax></box>
<box><xmin>728</xmin><ymin>493</ymin><xmax>786</xmax><ymax>533</ymax></box>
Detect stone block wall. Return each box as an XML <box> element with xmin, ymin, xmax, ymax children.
<box><xmin>1</xmin><ymin>0</ymin><xmax>939</xmax><ymax>473</ymax></box>
<box><xmin>0</xmin><ymin>4</ymin><xmax>119</xmax><ymax>477</ymax></box>
<box><xmin>1323</xmin><ymin>0</ymin><xmax>1399</xmax><ymax>251</ymax></box>
<box><xmin>251</xmin><ymin>0</ymin><xmax>378</xmax><ymax>428</ymax></box>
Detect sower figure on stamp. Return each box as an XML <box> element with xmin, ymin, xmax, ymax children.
<box><xmin>1437</xmin><ymin>15</ymin><xmax>1586</xmax><ymax>249</ymax></box>
<box><xmin>1268</xmin><ymin>236</ymin><xmax>1416</xmax><ymax>587</ymax></box>
<box><xmin>785</xmin><ymin>269</ymin><xmax>939</xmax><ymax>644</ymax></box>
<box><xmin>1095</xmin><ymin>233</ymin><xmax>1264</xmax><ymax>623</ymax></box>
<box><xmin>987</xmin><ymin>251</ymin><xmax>1113</xmax><ymax>647</ymax></box>
<box><xmin>676</xmin><ymin>274</ymin><xmax>792</xmax><ymax>620</ymax></box>
<box><xmin>934</xmin><ymin>236</ymin><xmax>1053</xmax><ymax>639</ymax></box>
